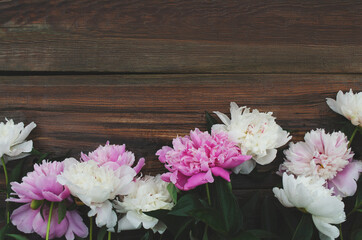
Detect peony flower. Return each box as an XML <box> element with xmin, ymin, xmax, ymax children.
<box><xmin>10</xmin><ymin>204</ymin><xmax>88</xmax><ymax>240</ymax></box>
<box><xmin>280</xmin><ymin>129</ymin><xmax>361</xmax><ymax>197</ymax></box>
<box><xmin>212</xmin><ymin>102</ymin><xmax>291</xmax><ymax>174</ymax></box>
<box><xmin>57</xmin><ymin>158</ymin><xmax>136</xmax><ymax>230</ymax></box>
<box><xmin>81</xmin><ymin>141</ymin><xmax>145</xmax><ymax>174</ymax></box>
<box><xmin>156</xmin><ymin>128</ymin><xmax>251</xmax><ymax>191</ymax></box>
<box><xmin>0</xmin><ymin>118</ymin><xmax>36</xmax><ymax>163</ymax></box>
<box><xmin>7</xmin><ymin>160</ymin><xmax>88</xmax><ymax>240</ymax></box>
<box><xmin>326</xmin><ymin>89</ymin><xmax>362</xmax><ymax>127</ymax></box>
<box><xmin>115</xmin><ymin>175</ymin><xmax>174</xmax><ymax>234</ymax></box>
<box><xmin>273</xmin><ymin>173</ymin><xmax>345</xmax><ymax>240</ymax></box>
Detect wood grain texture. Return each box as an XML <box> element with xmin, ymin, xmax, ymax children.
<box><xmin>0</xmin><ymin>0</ymin><xmax>361</xmax><ymax>73</ymax></box>
<box><xmin>0</xmin><ymin>74</ymin><xmax>361</xmax><ymax>186</ymax></box>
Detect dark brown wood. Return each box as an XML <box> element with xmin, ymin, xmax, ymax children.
<box><xmin>0</xmin><ymin>0</ymin><xmax>361</xmax><ymax>73</ymax></box>
<box><xmin>0</xmin><ymin>74</ymin><xmax>361</xmax><ymax>186</ymax></box>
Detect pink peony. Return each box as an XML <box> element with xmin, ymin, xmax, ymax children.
<box><xmin>7</xmin><ymin>160</ymin><xmax>88</xmax><ymax>240</ymax></box>
<box><xmin>10</xmin><ymin>204</ymin><xmax>88</xmax><ymax>240</ymax></box>
<box><xmin>156</xmin><ymin>128</ymin><xmax>252</xmax><ymax>191</ymax></box>
<box><xmin>81</xmin><ymin>141</ymin><xmax>145</xmax><ymax>174</ymax></box>
<box><xmin>280</xmin><ymin>129</ymin><xmax>362</xmax><ymax>197</ymax></box>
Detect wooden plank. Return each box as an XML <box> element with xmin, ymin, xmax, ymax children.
<box><xmin>0</xmin><ymin>74</ymin><xmax>361</xmax><ymax>184</ymax></box>
<box><xmin>0</xmin><ymin>0</ymin><xmax>361</xmax><ymax>73</ymax></box>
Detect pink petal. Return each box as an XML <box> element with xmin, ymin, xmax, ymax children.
<box><xmin>11</xmin><ymin>204</ymin><xmax>37</xmax><ymax>233</ymax></box>
<box><xmin>222</xmin><ymin>155</ymin><xmax>252</xmax><ymax>168</ymax></box>
<box><xmin>32</xmin><ymin>206</ymin><xmax>68</xmax><ymax>239</ymax></box>
<box><xmin>183</xmin><ymin>170</ymin><xmax>214</xmax><ymax>191</ymax></box>
<box><xmin>160</xmin><ymin>172</ymin><xmax>172</xmax><ymax>183</ymax></box>
<box><xmin>133</xmin><ymin>157</ymin><xmax>145</xmax><ymax>174</ymax></box>
<box><xmin>328</xmin><ymin>161</ymin><xmax>362</xmax><ymax>197</ymax></box>
<box><xmin>65</xmin><ymin>211</ymin><xmax>88</xmax><ymax>240</ymax></box>
<box><xmin>211</xmin><ymin>167</ymin><xmax>231</xmax><ymax>182</ymax></box>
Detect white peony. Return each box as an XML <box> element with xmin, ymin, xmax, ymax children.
<box><xmin>0</xmin><ymin>118</ymin><xmax>36</xmax><ymax>163</ymax></box>
<box><xmin>326</xmin><ymin>89</ymin><xmax>362</xmax><ymax>127</ymax></box>
<box><xmin>114</xmin><ymin>175</ymin><xmax>174</xmax><ymax>234</ymax></box>
<box><xmin>213</xmin><ymin>102</ymin><xmax>291</xmax><ymax>174</ymax></box>
<box><xmin>273</xmin><ymin>173</ymin><xmax>346</xmax><ymax>240</ymax></box>
<box><xmin>57</xmin><ymin>158</ymin><xmax>136</xmax><ymax>230</ymax></box>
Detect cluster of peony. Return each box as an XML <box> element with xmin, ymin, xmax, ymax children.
<box><xmin>273</xmin><ymin>89</ymin><xmax>362</xmax><ymax>240</ymax></box>
<box><xmin>1</xmin><ymin>89</ymin><xmax>360</xmax><ymax>240</ymax></box>
<box><xmin>157</xmin><ymin>102</ymin><xmax>292</xmax><ymax>190</ymax></box>
<box><xmin>3</xmin><ymin>132</ymin><xmax>174</xmax><ymax>239</ymax></box>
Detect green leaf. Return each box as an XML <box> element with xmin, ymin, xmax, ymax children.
<box><xmin>247</xmin><ymin>229</ymin><xmax>278</xmax><ymax>239</ymax></box>
<box><xmin>352</xmin><ymin>229</ymin><xmax>362</xmax><ymax>240</ymax></box>
<box><xmin>58</xmin><ymin>200</ymin><xmax>67</xmax><ymax>224</ymax></box>
<box><xmin>291</xmin><ymin>214</ymin><xmax>313</xmax><ymax>240</ymax></box>
<box><xmin>167</xmin><ymin>183</ymin><xmax>178</xmax><ymax>204</ymax></box>
<box><xmin>97</xmin><ymin>226</ymin><xmax>107</xmax><ymax>240</ymax></box>
<box><xmin>230</xmin><ymin>231</ymin><xmax>259</xmax><ymax>240</ymax></box>
<box><xmin>5</xmin><ymin>234</ymin><xmax>28</xmax><ymax>240</ymax></box>
<box><xmin>213</xmin><ymin>177</ymin><xmax>242</xmax><ymax>234</ymax></box>
<box><xmin>202</xmin><ymin>226</ymin><xmax>208</xmax><ymax>240</ymax></box>
<box><xmin>241</xmin><ymin>191</ymin><xmax>260</xmax><ymax>228</ymax></box>
<box><xmin>39</xmin><ymin>202</ymin><xmax>46</xmax><ymax>221</ymax></box>
<box><xmin>189</xmin><ymin>208</ymin><xmax>226</xmax><ymax>234</ymax></box>
<box><xmin>169</xmin><ymin>193</ymin><xmax>202</xmax><ymax>217</ymax></box>
<box><xmin>145</xmin><ymin>209</ymin><xmax>191</xmax><ymax>239</ymax></box>
<box><xmin>355</xmin><ymin>177</ymin><xmax>362</xmax><ymax>208</ymax></box>
<box><xmin>8</xmin><ymin>160</ymin><xmax>25</xmax><ymax>192</ymax></box>
<box><xmin>261</xmin><ymin>197</ymin><xmax>278</xmax><ymax>238</ymax></box>
<box><xmin>0</xmin><ymin>224</ymin><xmax>9</xmax><ymax>240</ymax></box>
<box><xmin>205</xmin><ymin>111</ymin><xmax>218</xmax><ymax>133</ymax></box>
<box><xmin>174</xmin><ymin>219</ymin><xmax>194</xmax><ymax>239</ymax></box>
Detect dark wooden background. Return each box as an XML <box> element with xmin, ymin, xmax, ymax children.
<box><xmin>0</xmin><ymin>1</ymin><xmax>361</xmax><ymax>239</ymax></box>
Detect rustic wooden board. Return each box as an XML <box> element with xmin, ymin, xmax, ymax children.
<box><xmin>0</xmin><ymin>74</ymin><xmax>361</xmax><ymax>188</ymax></box>
<box><xmin>0</xmin><ymin>0</ymin><xmax>361</xmax><ymax>73</ymax></box>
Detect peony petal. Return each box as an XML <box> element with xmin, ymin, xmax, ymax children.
<box><xmin>14</xmin><ymin>122</ymin><xmax>36</xmax><ymax>145</ymax></box>
<box><xmin>272</xmin><ymin>188</ymin><xmax>294</xmax><ymax>208</ymax></box>
<box><xmin>65</xmin><ymin>211</ymin><xmax>88</xmax><ymax>240</ymax></box>
<box><xmin>11</xmin><ymin>204</ymin><xmax>37</xmax><ymax>234</ymax></box>
<box><xmin>255</xmin><ymin>149</ymin><xmax>277</xmax><ymax>165</ymax></box>
<box><xmin>152</xmin><ymin>221</ymin><xmax>167</xmax><ymax>234</ymax></box>
<box><xmin>213</xmin><ymin>111</ymin><xmax>231</xmax><ymax>126</ymax></box>
<box><xmin>211</xmin><ymin>167</ymin><xmax>231</xmax><ymax>182</ymax></box>
<box><xmin>90</xmin><ymin>201</ymin><xmax>117</xmax><ymax>230</ymax></box>
<box><xmin>7</xmin><ymin>140</ymin><xmax>33</xmax><ymax>157</ymax></box>
<box><xmin>133</xmin><ymin>157</ymin><xmax>145</xmax><ymax>174</ymax></box>
<box><xmin>183</xmin><ymin>170</ymin><xmax>214</xmax><ymax>191</ymax></box>
<box><xmin>312</xmin><ymin>216</ymin><xmax>340</xmax><ymax>239</ymax></box>
<box><xmin>233</xmin><ymin>160</ymin><xmax>256</xmax><ymax>174</ymax></box>
<box><xmin>328</xmin><ymin>161</ymin><xmax>362</xmax><ymax>197</ymax></box>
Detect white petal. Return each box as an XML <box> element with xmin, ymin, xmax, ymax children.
<box><xmin>232</xmin><ymin>160</ymin><xmax>256</xmax><ymax>174</ymax></box>
<box><xmin>91</xmin><ymin>201</ymin><xmax>117</xmax><ymax>229</ymax></box>
<box><xmin>312</xmin><ymin>216</ymin><xmax>339</xmax><ymax>239</ymax></box>
<box><xmin>273</xmin><ymin>187</ymin><xmax>294</xmax><ymax>208</ymax></box>
<box><xmin>152</xmin><ymin>221</ymin><xmax>167</xmax><ymax>234</ymax></box>
<box><xmin>14</xmin><ymin>122</ymin><xmax>36</xmax><ymax>145</ymax></box>
<box><xmin>7</xmin><ymin>140</ymin><xmax>33</xmax><ymax>157</ymax></box>
<box><xmin>254</xmin><ymin>149</ymin><xmax>277</xmax><ymax>165</ymax></box>
<box><xmin>118</xmin><ymin>214</ymin><xmax>141</xmax><ymax>232</ymax></box>
<box><xmin>213</xmin><ymin>111</ymin><xmax>231</xmax><ymax>126</ymax></box>
<box><xmin>307</xmin><ymin>196</ymin><xmax>344</xmax><ymax>222</ymax></box>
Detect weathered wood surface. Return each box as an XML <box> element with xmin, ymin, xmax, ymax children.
<box><xmin>0</xmin><ymin>74</ymin><xmax>361</xmax><ymax>187</ymax></box>
<box><xmin>0</xmin><ymin>0</ymin><xmax>361</xmax><ymax>73</ymax></box>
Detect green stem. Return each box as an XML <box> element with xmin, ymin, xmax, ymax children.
<box><xmin>348</xmin><ymin>126</ymin><xmax>359</xmax><ymax>148</ymax></box>
<box><xmin>46</xmin><ymin>202</ymin><xmax>55</xmax><ymax>240</ymax></box>
<box><xmin>204</xmin><ymin>183</ymin><xmax>212</xmax><ymax>239</ymax></box>
<box><xmin>339</xmin><ymin>224</ymin><xmax>344</xmax><ymax>240</ymax></box>
<box><xmin>89</xmin><ymin>217</ymin><xmax>93</xmax><ymax>240</ymax></box>
<box><xmin>108</xmin><ymin>231</ymin><xmax>111</xmax><ymax>240</ymax></box>
<box><xmin>1</xmin><ymin>156</ymin><xmax>9</xmax><ymax>224</ymax></box>
<box><xmin>205</xmin><ymin>183</ymin><xmax>211</xmax><ymax>206</ymax></box>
